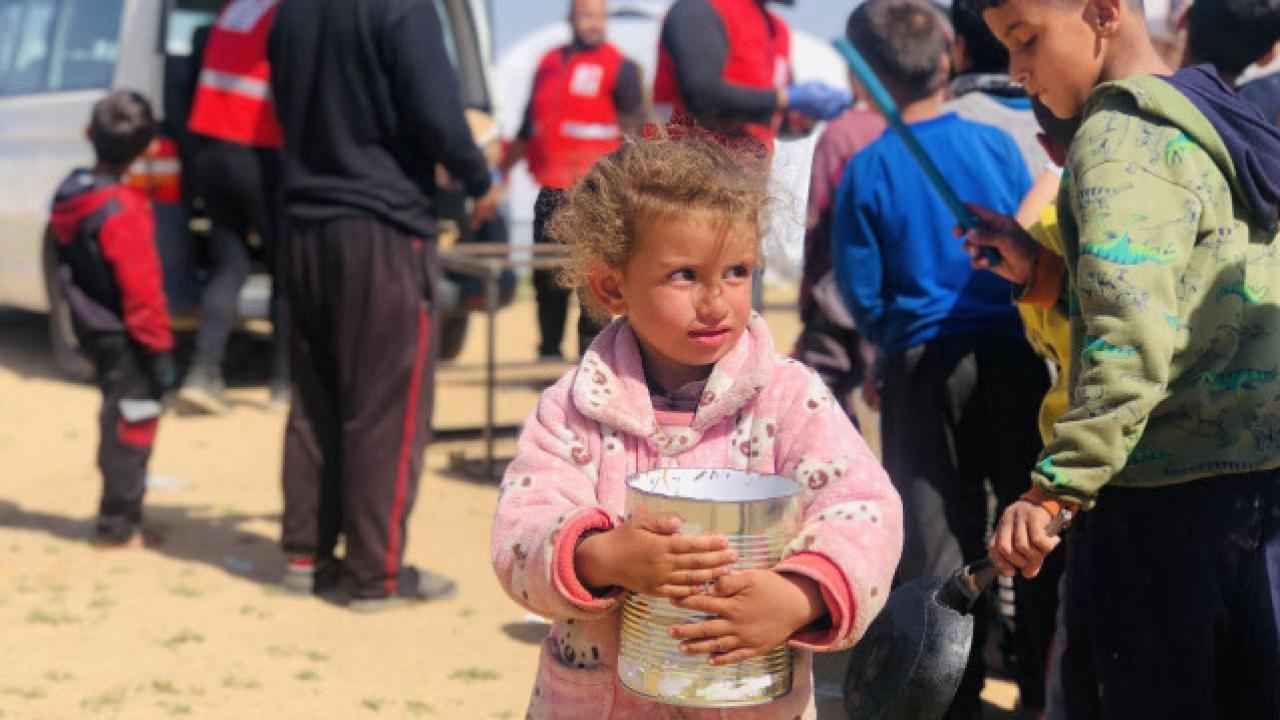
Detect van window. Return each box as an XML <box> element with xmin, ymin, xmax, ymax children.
<box><xmin>433</xmin><ymin>0</ymin><xmax>490</xmax><ymax>111</ymax></box>
<box><xmin>165</xmin><ymin>0</ymin><xmax>220</xmax><ymax>57</ymax></box>
<box><xmin>0</xmin><ymin>0</ymin><xmax>122</xmax><ymax>97</ymax></box>
<box><xmin>0</xmin><ymin>0</ymin><xmax>57</xmax><ymax>96</ymax></box>
<box><xmin>48</xmin><ymin>0</ymin><xmax>124</xmax><ymax>92</ymax></box>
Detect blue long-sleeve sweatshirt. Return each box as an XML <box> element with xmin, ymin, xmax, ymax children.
<box><xmin>832</xmin><ymin>112</ymin><xmax>1031</xmax><ymax>356</ymax></box>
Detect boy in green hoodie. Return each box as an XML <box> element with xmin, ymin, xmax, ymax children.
<box><xmin>961</xmin><ymin>0</ymin><xmax>1280</xmax><ymax>716</ymax></box>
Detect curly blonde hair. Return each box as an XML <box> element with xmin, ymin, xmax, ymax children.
<box><xmin>546</xmin><ymin>134</ymin><xmax>771</xmax><ymax>321</ymax></box>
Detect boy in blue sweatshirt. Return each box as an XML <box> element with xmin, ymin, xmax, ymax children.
<box><xmin>832</xmin><ymin>1</ymin><xmax>1049</xmax><ymax>715</ymax></box>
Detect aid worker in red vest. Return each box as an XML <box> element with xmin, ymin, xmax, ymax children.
<box><xmin>180</xmin><ymin>0</ymin><xmax>287</xmax><ymax>414</ymax></box>
<box><xmin>500</xmin><ymin>0</ymin><xmax>646</xmax><ymax>360</ymax></box>
<box><xmin>654</xmin><ymin>0</ymin><xmax>851</xmax><ymax>155</ymax></box>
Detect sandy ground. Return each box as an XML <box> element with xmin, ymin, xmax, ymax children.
<box><xmin>0</xmin><ymin>290</ymin><xmax>1020</xmax><ymax>719</ymax></box>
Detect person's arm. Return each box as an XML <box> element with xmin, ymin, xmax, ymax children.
<box><xmin>661</xmin><ymin>0</ymin><xmax>780</xmax><ymax>126</ymax></box>
<box><xmin>1016</xmin><ymin>167</ymin><xmax>1062</xmax><ymax>228</ymax></box>
<box><xmin>99</xmin><ymin>205</ymin><xmax>172</xmax><ymax>355</ymax></box>
<box><xmin>1033</xmin><ymin>163</ymin><xmax>1200</xmax><ymax>506</ymax></box>
<box><xmin>493</xmin><ymin>376</ymin><xmax>735</xmax><ymax>618</ymax></box>
<box><xmin>384</xmin><ymin>4</ymin><xmax>491</xmax><ymax>199</ymax></box>
<box><xmin>491</xmin><ymin>378</ymin><xmax>623</xmax><ymax>619</ymax></box>
<box><xmin>499</xmin><ymin>96</ymin><xmax>536</xmax><ymax>176</ymax></box>
<box><xmin>772</xmin><ymin>366</ymin><xmax>902</xmax><ymax>651</ymax></box>
<box><xmin>668</xmin><ymin>364</ymin><xmax>902</xmax><ymax>661</ymax></box>
<box><xmin>613</xmin><ymin>59</ymin><xmax>647</xmax><ymax>137</ymax></box>
<box><xmin>832</xmin><ymin>162</ymin><xmax>886</xmax><ymax>347</ymax></box>
<box><xmin>807</xmin><ymin>125</ymin><xmax>844</xmax><ymax>228</ymax></box>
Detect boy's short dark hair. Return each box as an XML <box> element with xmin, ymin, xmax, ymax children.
<box><xmin>89</xmin><ymin>90</ymin><xmax>156</xmax><ymax>167</ymax></box>
<box><xmin>951</xmin><ymin>0</ymin><xmax>1010</xmax><ymax>73</ymax></box>
<box><xmin>846</xmin><ymin>0</ymin><xmax>950</xmax><ymax>103</ymax></box>
<box><xmin>1186</xmin><ymin>0</ymin><xmax>1280</xmax><ymax>78</ymax></box>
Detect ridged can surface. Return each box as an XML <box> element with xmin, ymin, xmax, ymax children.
<box><xmin>618</xmin><ymin>468</ymin><xmax>803</xmax><ymax>707</ymax></box>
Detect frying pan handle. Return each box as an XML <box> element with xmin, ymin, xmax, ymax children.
<box><xmin>953</xmin><ymin>509</ymin><xmax>1073</xmax><ymax>606</ymax></box>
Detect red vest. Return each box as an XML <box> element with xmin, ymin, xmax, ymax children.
<box><xmin>187</xmin><ymin>0</ymin><xmax>283</xmax><ymax>148</ymax></box>
<box><xmin>653</xmin><ymin>0</ymin><xmax>791</xmax><ymax>151</ymax></box>
<box><xmin>525</xmin><ymin>43</ymin><xmax>626</xmax><ymax>190</ymax></box>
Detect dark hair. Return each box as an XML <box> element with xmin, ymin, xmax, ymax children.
<box><xmin>89</xmin><ymin>90</ymin><xmax>156</xmax><ymax>166</ymax></box>
<box><xmin>1031</xmin><ymin>97</ymin><xmax>1081</xmax><ymax>154</ymax></box>
<box><xmin>961</xmin><ymin>0</ymin><xmax>1145</xmax><ymax>13</ymax></box>
<box><xmin>1186</xmin><ymin>0</ymin><xmax>1280</xmax><ymax>77</ymax></box>
<box><xmin>846</xmin><ymin>0</ymin><xmax>950</xmax><ymax>102</ymax></box>
<box><xmin>951</xmin><ymin>0</ymin><xmax>1009</xmax><ymax>73</ymax></box>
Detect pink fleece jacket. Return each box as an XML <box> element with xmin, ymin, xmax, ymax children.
<box><xmin>491</xmin><ymin>315</ymin><xmax>902</xmax><ymax>719</ymax></box>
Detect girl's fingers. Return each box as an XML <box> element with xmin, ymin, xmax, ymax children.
<box><xmin>682</xmin><ymin>635</ymin><xmax>743</xmax><ymax>657</ymax></box>
<box><xmin>669</xmin><ymin>533</ymin><xmax>730</xmax><ymax>554</ymax></box>
<box><xmin>656</xmin><ymin>583</ymin><xmax>699</xmax><ymax>600</ymax></box>
<box><xmin>670</xmin><ymin>593</ymin><xmax>730</xmax><ymax>617</ymax></box>
<box><xmin>667</xmin><ymin>566</ymin><xmax>731</xmax><ymax>587</ymax></box>
<box><xmin>671</xmin><ymin>547</ymin><xmax>738</xmax><ymax>569</ymax></box>
<box><xmin>712</xmin><ymin>571</ymin><xmax>752</xmax><ymax>597</ymax></box>
<box><xmin>635</xmin><ymin>511</ymin><xmax>684</xmax><ymax>535</ymax></box>
<box><xmin>709</xmin><ymin>646</ymin><xmax>759</xmax><ymax>666</ymax></box>
<box><xmin>670</xmin><ymin>617</ymin><xmax>734</xmax><ymax>643</ymax></box>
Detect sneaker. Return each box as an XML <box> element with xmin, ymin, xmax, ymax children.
<box><xmin>178</xmin><ymin>365</ymin><xmax>228</xmax><ymax>415</ymax></box>
<box><xmin>281</xmin><ymin>555</ymin><xmax>341</xmax><ymax>595</ymax></box>
<box><xmin>91</xmin><ymin>527</ymin><xmax>162</xmax><ymax>549</ymax></box>
<box><xmin>347</xmin><ymin>566</ymin><xmax>457</xmax><ymax>613</ymax></box>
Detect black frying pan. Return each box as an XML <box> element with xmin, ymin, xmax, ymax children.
<box><xmin>843</xmin><ymin>516</ymin><xmax>1068</xmax><ymax>719</ymax></box>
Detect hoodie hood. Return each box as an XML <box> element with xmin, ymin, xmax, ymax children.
<box><xmin>570</xmin><ymin>314</ymin><xmax>776</xmax><ymax>445</ymax></box>
<box><xmin>49</xmin><ymin>169</ymin><xmax>122</xmax><ymax>245</ymax></box>
<box><xmin>1160</xmin><ymin>65</ymin><xmax>1280</xmax><ymax>232</ymax></box>
<box><xmin>1090</xmin><ymin>66</ymin><xmax>1280</xmax><ymax>233</ymax></box>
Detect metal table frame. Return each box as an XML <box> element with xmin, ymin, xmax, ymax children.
<box><xmin>438</xmin><ymin>243</ymin><xmax>572</xmax><ymax>478</ymax></box>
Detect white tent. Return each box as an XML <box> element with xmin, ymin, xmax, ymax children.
<box><xmin>495</xmin><ymin>1</ymin><xmax>847</xmax><ymax>282</ymax></box>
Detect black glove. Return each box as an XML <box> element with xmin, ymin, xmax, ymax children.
<box><xmin>150</xmin><ymin>352</ymin><xmax>178</xmax><ymax>392</ymax></box>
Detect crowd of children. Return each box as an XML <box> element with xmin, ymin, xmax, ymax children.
<box><xmin>47</xmin><ymin>0</ymin><xmax>1280</xmax><ymax>717</ymax></box>
<box><xmin>492</xmin><ymin>0</ymin><xmax>1280</xmax><ymax>718</ymax></box>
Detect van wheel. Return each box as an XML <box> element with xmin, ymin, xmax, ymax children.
<box><xmin>438</xmin><ymin>313</ymin><xmax>469</xmax><ymax>362</ymax></box>
<box><xmin>42</xmin><ymin>231</ymin><xmax>94</xmax><ymax>382</ymax></box>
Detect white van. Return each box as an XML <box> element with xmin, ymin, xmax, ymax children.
<box><xmin>0</xmin><ymin>0</ymin><xmax>503</xmax><ymax>378</ymax></box>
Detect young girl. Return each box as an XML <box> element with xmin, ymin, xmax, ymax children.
<box><xmin>490</xmin><ymin>135</ymin><xmax>902</xmax><ymax>719</ymax></box>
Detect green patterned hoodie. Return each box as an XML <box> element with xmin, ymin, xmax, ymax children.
<box><xmin>1035</xmin><ymin>70</ymin><xmax>1280</xmax><ymax>506</ymax></box>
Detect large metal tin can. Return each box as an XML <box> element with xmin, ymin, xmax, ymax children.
<box><xmin>618</xmin><ymin>468</ymin><xmax>803</xmax><ymax>707</ymax></box>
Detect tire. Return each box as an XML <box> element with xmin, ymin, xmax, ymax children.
<box><xmin>42</xmin><ymin>230</ymin><xmax>94</xmax><ymax>382</ymax></box>
<box><xmin>437</xmin><ymin>312</ymin><xmax>469</xmax><ymax>362</ymax></box>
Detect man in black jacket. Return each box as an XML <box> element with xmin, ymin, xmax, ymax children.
<box><xmin>269</xmin><ymin>0</ymin><xmax>498</xmax><ymax>611</ymax></box>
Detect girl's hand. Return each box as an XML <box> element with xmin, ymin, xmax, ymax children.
<box><xmin>574</xmin><ymin>509</ymin><xmax>738</xmax><ymax>599</ymax></box>
<box><xmin>958</xmin><ymin>202</ymin><xmax>1038</xmax><ymax>285</ymax></box>
<box><xmin>669</xmin><ymin>570</ymin><xmax>826</xmax><ymax>666</ymax></box>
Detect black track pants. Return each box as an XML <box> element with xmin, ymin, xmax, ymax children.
<box><xmin>280</xmin><ymin>217</ymin><xmax>440</xmax><ymax>599</ymax></box>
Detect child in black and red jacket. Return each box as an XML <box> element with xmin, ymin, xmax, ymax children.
<box><xmin>50</xmin><ymin>90</ymin><xmax>176</xmax><ymax>547</ymax></box>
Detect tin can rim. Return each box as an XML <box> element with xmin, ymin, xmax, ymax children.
<box><xmin>625</xmin><ymin>468</ymin><xmax>801</xmax><ymax>504</ymax></box>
